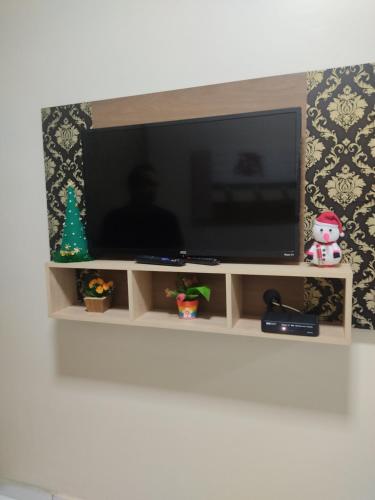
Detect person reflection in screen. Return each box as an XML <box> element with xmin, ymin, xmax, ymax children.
<box><xmin>102</xmin><ymin>163</ymin><xmax>183</xmax><ymax>253</ymax></box>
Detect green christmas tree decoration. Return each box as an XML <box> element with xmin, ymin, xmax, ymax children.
<box><xmin>52</xmin><ymin>183</ymin><xmax>92</xmax><ymax>263</ymax></box>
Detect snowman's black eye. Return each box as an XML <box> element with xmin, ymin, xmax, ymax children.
<box><xmin>329</xmin><ymin>229</ymin><xmax>332</xmax><ymax>232</ymax></box>
<box><xmin>320</xmin><ymin>228</ymin><xmax>323</xmax><ymax>232</ymax></box>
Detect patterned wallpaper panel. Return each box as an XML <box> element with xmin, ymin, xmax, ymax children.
<box><xmin>41</xmin><ymin>103</ymin><xmax>92</xmax><ymax>255</ymax></box>
<box><xmin>305</xmin><ymin>64</ymin><xmax>374</xmax><ymax>329</ymax></box>
<box><xmin>41</xmin><ymin>65</ymin><xmax>374</xmax><ymax>329</ymax></box>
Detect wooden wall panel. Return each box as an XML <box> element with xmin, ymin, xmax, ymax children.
<box><xmin>304</xmin><ymin>64</ymin><xmax>375</xmax><ymax>329</ymax></box>
<box><xmin>42</xmin><ymin>64</ymin><xmax>375</xmax><ymax>329</ymax></box>
<box><xmin>90</xmin><ymin>72</ymin><xmax>307</xmax><ymax>258</ymax></box>
<box><xmin>91</xmin><ymin>73</ymin><xmax>306</xmax><ymax>128</ymax></box>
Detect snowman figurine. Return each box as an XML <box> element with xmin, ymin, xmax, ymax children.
<box><xmin>305</xmin><ymin>211</ymin><xmax>344</xmax><ymax>266</ymax></box>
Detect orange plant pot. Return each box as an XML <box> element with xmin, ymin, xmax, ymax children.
<box><xmin>84</xmin><ymin>295</ymin><xmax>112</xmax><ymax>313</ymax></box>
<box><xmin>176</xmin><ymin>299</ymin><xmax>199</xmax><ymax>319</ymax></box>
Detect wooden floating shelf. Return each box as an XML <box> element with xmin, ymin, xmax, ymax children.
<box><xmin>46</xmin><ymin>260</ymin><xmax>352</xmax><ymax>345</ymax></box>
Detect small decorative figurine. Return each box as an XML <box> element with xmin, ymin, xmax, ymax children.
<box><xmin>164</xmin><ymin>274</ymin><xmax>211</xmax><ymax>319</ymax></box>
<box><xmin>52</xmin><ymin>182</ymin><xmax>92</xmax><ymax>263</ymax></box>
<box><xmin>305</xmin><ymin>211</ymin><xmax>344</xmax><ymax>266</ymax></box>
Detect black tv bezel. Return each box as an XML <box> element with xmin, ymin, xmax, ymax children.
<box><xmin>82</xmin><ymin>107</ymin><xmax>301</xmax><ymax>262</ymax></box>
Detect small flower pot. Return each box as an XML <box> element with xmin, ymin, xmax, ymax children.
<box><xmin>84</xmin><ymin>295</ymin><xmax>112</xmax><ymax>313</ymax></box>
<box><xmin>176</xmin><ymin>299</ymin><xmax>199</xmax><ymax>319</ymax></box>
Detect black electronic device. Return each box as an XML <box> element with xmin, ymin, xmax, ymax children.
<box><xmin>82</xmin><ymin>108</ymin><xmax>301</xmax><ymax>261</ymax></box>
<box><xmin>261</xmin><ymin>311</ymin><xmax>319</xmax><ymax>337</ymax></box>
<box><xmin>261</xmin><ymin>288</ymin><xmax>319</xmax><ymax>337</ymax></box>
<box><xmin>135</xmin><ymin>255</ymin><xmax>185</xmax><ymax>266</ymax></box>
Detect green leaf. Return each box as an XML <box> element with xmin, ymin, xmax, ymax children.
<box><xmin>186</xmin><ymin>286</ymin><xmax>211</xmax><ymax>302</ymax></box>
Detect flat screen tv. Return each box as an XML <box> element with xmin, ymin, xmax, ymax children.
<box><xmin>82</xmin><ymin>107</ymin><xmax>301</xmax><ymax>261</ymax></box>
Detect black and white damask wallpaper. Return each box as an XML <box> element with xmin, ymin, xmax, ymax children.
<box><xmin>42</xmin><ymin>103</ymin><xmax>92</xmax><ymax>255</ymax></box>
<box><xmin>41</xmin><ymin>63</ymin><xmax>375</xmax><ymax>329</ymax></box>
<box><xmin>304</xmin><ymin>64</ymin><xmax>374</xmax><ymax>329</ymax></box>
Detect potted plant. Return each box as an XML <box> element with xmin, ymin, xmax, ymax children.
<box><xmin>83</xmin><ymin>275</ymin><xmax>114</xmax><ymax>313</ymax></box>
<box><xmin>164</xmin><ymin>274</ymin><xmax>211</xmax><ymax>319</ymax></box>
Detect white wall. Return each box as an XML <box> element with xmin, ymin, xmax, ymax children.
<box><xmin>0</xmin><ymin>1</ymin><xmax>374</xmax><ymax>499</ymax></box>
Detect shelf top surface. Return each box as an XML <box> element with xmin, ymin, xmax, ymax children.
<box><xmin>46</xmin><ymin>259</ymin><xmax>352</xmax><ymax>278</ymax></box>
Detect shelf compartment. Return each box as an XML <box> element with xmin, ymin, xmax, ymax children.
<box><xmin>229</xmin><ymin>274</ymin><xmax>349</xmax><ymax>344</ymax></box>
<box><xmin>129</xmin><ymin>270</ymin><xmax>228</xmax><ymax>328</ymax></box>
<box><xmin>229</xmin><ymin>274</ymin><xmax>304</xmax><ymax>324</ymax></box>
<box><xmin>47</xmin><ymin>266</ymin><xmax>129</xmax><ymax>322</ymax></box>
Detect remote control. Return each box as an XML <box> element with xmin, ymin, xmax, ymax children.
<box><xmin>135</xmin><ymin>255</ymin><xmax>186</xmax><ymax>266</ymax></box>
<box><xmin>185</xmin><ymin>256</ymin><xmax>220</xmax><ymax>265</ymax></box>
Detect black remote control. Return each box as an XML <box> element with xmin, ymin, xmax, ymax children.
<box><xmin>135</xmin><ymin>255</ymin><xmax>186</xmax><ymax>266</ymax></box>
<box><xmin>185</xmin><ymin>256</ymin><xmax>220</xmax><ymax>265</ymax></box>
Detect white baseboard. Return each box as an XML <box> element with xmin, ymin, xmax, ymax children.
<box><xmin>0</xmin><ymin>481</ymin><xmax>84</xmax><ymax>500</ymax></box>
<box><xmin>0</xmin><ymin>480</ymin><xmax>51</xmax><ymax>500</ymax></box>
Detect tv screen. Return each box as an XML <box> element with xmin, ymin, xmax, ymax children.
<box><xmin>82</xmin><ymin>108</ymin><xmax>301</xmax><ymax>260</ymax></box>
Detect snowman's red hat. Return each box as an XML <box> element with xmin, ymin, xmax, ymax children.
<box><xmin>316</xmin><ymin>211</ymin><xmax>344</xmax><ymax>237</ymax></box>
